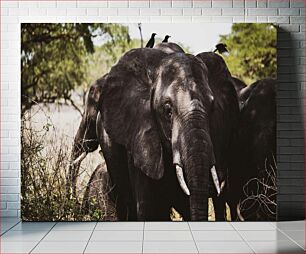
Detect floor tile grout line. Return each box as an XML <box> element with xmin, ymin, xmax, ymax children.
<box><xmin>0</xmin><ymin>220</ymin><xmax>21</xmax><ymax>236</ymax></box>
<box><xmin>276</xmin><ymin>227</ymin><xmax>305</xmax><ymax>250</ymax></box>
<box><xmin>29</xmin><ymin>221</ymin><xmax>58</xmax><ymax>254</ymax></box>
<box><xmin>83</xmin><ymin>222</ymin><xmax>97</xmax><ymax>254</ymax></box>
<box><xmin>142</xmin><ymin>222</ymin><xmax>145</xmax><ymax>254</ymax></box>
<box><xmin>230</xmin><ymin>223</ymin><xmax>256</xmax><ymax>254</ymax></box>
<box><xmin>269</xmin><ymin>221</ymin><xmax>277</xmax><ymax>229</ymax></box>
<box><xmin>187</xmin><ymin>221</ymin><xmax>200</xmax><ymax>254</ymax></box>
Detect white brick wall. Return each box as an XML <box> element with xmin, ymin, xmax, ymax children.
<box><xmin>1</xmin><ymin>0</ymin><xmax>305</xmax><ymax>219</ymax></box>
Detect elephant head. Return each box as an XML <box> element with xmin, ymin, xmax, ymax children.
<box><xmin>100</xmin><ymin>47</ymin><xmax>220</xmax><ymax>220</ymax></box>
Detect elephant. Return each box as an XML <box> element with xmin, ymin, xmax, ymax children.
<box><xmin>196</xmin><ymin>52</ymin><xmax>240</xmax><ymax>220</ymax></box>
<box><xmin>69</xmin><ymin>44</ymin><xmax>239</xmax><ymax>221</ymax></box>
<box><xmin>67</xmin><ymin>75</ymin><xmax>106</xmax><ymax>198</ymax></box>
<box><xmin>96</xmin><ymin>47</ymin><xmax>240</xmax><ymax>221</ymax></box>
<box><xmin>97</xmin><ymin>47</ymin><xmax>216</xmax><ymax>221</ymax></box>
<box><xmin>227</xmin><ymin>79</ymin><xmax>276</xmax><ymax>221</ymax></box>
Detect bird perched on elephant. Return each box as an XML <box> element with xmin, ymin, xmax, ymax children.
<box><xmin>210</xmin><ymin>43</ymin><xmax>247</xmax><ymax>98</ymax></box>
<box><xmin>162</xmin><ymin>35</ymin><xmax>171</xmax><ymax>43</ymax></box>
<box><xmin>145</xmin><ymin>33</ymin><xmax>157</xmax><ymax>48</ymax></box>
<box><xmin>214</xmin><ymin>43</ymin><xmax>229</xmax><ymax>55</ymax></box>
<box><xmin>228</xmin><ymin>79</ymin><xmax>276</xmax><ymax>221</ymax></box>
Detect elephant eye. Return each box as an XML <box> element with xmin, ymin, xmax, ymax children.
<box><xmin>164</xmin><ymin>102</ymin><xmax>172</xmax><ymax>118</ymax></box>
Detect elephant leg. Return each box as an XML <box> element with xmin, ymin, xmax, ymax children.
<box><xmin>97</xmin><ymin>117</ymin><xmax>136</xmax><ymax>220</ymax></box>
<box><xmin>212</xmin><ymin>195</ymin><xmax>226</xmax><ymax>221</ymax></box>
<box><xmin>101</xmin><ymin>144</ymin><xmax>136</xmax><ymax>221</ymax></box>
<box><xmin>227</xmin><ymin>199</ymin><xmax>239</xmax><ymax>221</ymax></box>
<box><xmin>170</xmin><ymin>174</ymin><xmax>190</xmax><ymax>221</ymax></box>
<box><xmin>128</xmin><ymin>161</ymin><xmax>151</xmax><ymax>221</ymax></box>
<box><xmin>173</xmin><ymin>200</ymin><xmax>190</xmax><ymax>221</ymax></box>
<box><xmin>128</xmin><ymin>161</ymin><xmax>170</xmax><ymax>221</ymax></box>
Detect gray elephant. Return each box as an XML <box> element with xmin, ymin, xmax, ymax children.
<box><xmin>70</xmin><ymin>44</ymin><xmax>239</xmax><ymax>221</ymax></box>
<box><xmin>228</xmin><ymin>79</ymin><xmax>276</xmax><ymax>221</ymax></box>
<box><xmin>196</xmin><ymin>52</ymin><xmax>240</xmax><ymax>220</ymax></box>
<box><xmin>67</xmin><ymin>75</ymin><xmax>106</xmax><ymax>198</ymax></box>
<box><xmin>96</xmin><ymin>46</ymin><xmax>240</xmax><ymax>220</ymax></box>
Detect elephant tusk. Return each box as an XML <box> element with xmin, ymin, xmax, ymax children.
<box><xmin>210</xmin><ymin>166</ymin><xmax>221</xmax><ymax>196</ymax></box>
<box><xmin>72</xmin><ymin>152</ymin><xmax>87</xmax><ymax>165</ymax></box>
<box><xmin>175</xmin><ymin>165</ymin><xmax>190</xmax><ymax>196</ymax></box>
<box><xmin>220</xmin><ymin>180</ymin><xmax>226</xmax><ymax>193</ymax></box>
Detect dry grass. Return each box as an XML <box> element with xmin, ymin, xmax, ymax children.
<box><xmin>21</xmin><ymin>108</ymin><xmax>107</xmax><ymax>221</ymax></box>
<box><xmin>239</xmin><ymin>156</ymin><xmax>277</xmax><ymax>220</ymax></box>
<box><xmin>81</xmin><ymin>162</ymin><xmax>118</xmax><ymax>221</ymax></box>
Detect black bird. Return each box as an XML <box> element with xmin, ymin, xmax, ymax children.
<box><xmin>145</xmin><ymin>33</ymin><xmax>157</xmax><ymax>48</ymax></box>
<box><xmin>162</xmin><ymin>35</ymin><xmax>171</xmax><ymax>43</ymax></box>
<box><xmin>214</xmin><ymin>43</ymin><xmax>229</xmax><ymax>54</ymax></box>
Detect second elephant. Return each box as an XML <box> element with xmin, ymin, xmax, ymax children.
<box><xmin>228</xmin><ymin>79</ymin><xmax>277</xmax><ymax>221</ymax></box>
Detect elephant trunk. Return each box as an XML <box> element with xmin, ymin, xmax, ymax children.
<box><xmin>178</xmin><ymin>114</ymin><xmax>215</xmax><ymax>221</ymax></box>
<box><xmin>67</xmin><ymin>117</ymin><xmax>99</xmax><ymax>198</ymax></box>
<box><xmin>67</xmin><ymin>134</ymin><xmax>86</xmax><ymax>198</ymax></box>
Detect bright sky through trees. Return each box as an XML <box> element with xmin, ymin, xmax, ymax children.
<box><xmin>125</xmin><ymin>23</ymin><xmax>232</xmax><ymax>54</ymax></box>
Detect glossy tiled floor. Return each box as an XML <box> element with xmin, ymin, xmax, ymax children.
<box><xmin>0</xmin><ymin>218</ymin><xmax>304</xmax><ymax>253</ymax></box>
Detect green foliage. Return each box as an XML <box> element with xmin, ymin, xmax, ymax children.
<box><xmin>21</xmin><ymin>23</ymin><xmax>131</xmax><ymax>113</ymax></box>
<box><xmin>219</xmin><ymin>24</ymin><xmax>277</xmax><ymax>84</ymax></box>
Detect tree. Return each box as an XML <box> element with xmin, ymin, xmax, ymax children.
<box><xmin>21</xmin><ymin>23</ymin><xmax>130</xmax><ymax>114</ymax></box>
<box><xmin>219</xmin><ymin>24</ymin><xmax>276</xmax><ymax>84</ymax></box>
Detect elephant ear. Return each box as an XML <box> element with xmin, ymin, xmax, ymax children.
<box><xmin>100</xmin><ymin>48</ymin><xmax>166</xmax><ymax>180</ymax></box>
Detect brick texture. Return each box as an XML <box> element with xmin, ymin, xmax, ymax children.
<box><xmin>0</xmin><ymin>0</ymin><xmax>305</xmax><ymax>220</ymax></box>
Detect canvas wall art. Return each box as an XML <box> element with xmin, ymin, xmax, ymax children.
<box><xmin>21</xmin><ymin>23</ymin><xmax>277</xmax><ymax>221</ymax></box>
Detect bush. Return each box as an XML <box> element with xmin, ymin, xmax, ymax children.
<box><xmin>21</xmin><ymin>107</ymin><xmax>111</xmax><ymax>221</ymax></box>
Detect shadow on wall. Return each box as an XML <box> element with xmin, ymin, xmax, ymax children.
<box><xmin>277</xmin><ymin>27</ymin><xmax>305</xmax><ymax>221</ymax></box>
